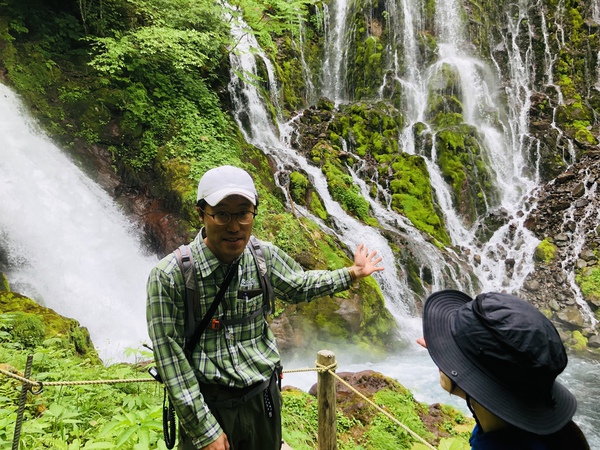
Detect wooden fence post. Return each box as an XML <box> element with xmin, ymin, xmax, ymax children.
<box><xmin>317</xmin><ymin>349</ymin><xmax>337</xmax><ymax>450</ymax></box>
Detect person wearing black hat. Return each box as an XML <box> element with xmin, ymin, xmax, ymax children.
<box><xmin>418</xmin><ymin>290</ymin><xmax>589</xmax><ymax>450</ymax></box>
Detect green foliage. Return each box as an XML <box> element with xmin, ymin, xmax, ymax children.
<box><xmin>0</xmin><ymin>334</ymin><xmax>167</xmax><ymax>449</ymax></box>
<box><xmin>363</xmin><ymin>388</ymin><xmax>432</xmax><ymax>449</ymax></box>
<box><xmin>10</xmin><ymin>313</ymin><xmax>46</xmax><ymax>349</ymax></box>
<box><xmin>90</xmin><ymin>26</ymin><xmax>221</xmax><ymax>75</ymax></box>
<box><xmin>232</xmin><ymin>0</ymin><xmax>320</xmax><ymax>53</ymax></box>
<box><xmin>281</xmin><ymin>389</ymin><xmax>319</xmax><ymax>449</ymax></box>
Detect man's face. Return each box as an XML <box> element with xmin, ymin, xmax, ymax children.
<box><xmin>201</xmin><ymin>195</ymin><xmax>255</xmax><ymax>264</ymax></box>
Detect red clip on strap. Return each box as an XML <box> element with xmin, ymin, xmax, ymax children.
<box><xmin>210</xmin><ymin>319</ymin><xmax>221</xmax><ymax>330</ymax></box>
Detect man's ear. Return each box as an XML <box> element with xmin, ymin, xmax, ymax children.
<box><xmin>196</xmin><ymin>206</ymin><xmax>204</xmax><ymax>222</ymax></box>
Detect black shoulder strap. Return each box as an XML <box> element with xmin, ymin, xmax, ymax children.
<box><xmin>174</xmin><ymin>245</ymin><xmax>198</xmax><ymax>340</ymax></box>
<box><xmin>183</xmin><ymin>260</ymin><xmax>238</xmax><ymax>359</ymax></box>
<box><xmin>248</xmin><ymin>236</ymin><xmax>275</xmax><ymax>314</ymax></box>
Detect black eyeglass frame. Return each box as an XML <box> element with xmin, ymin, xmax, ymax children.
<box><xmin>200</xmin><ymin>208</ymin><xmax>257</xmax><ymax>225</ymax></box>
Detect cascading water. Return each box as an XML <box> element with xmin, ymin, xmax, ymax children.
<box><xmin>0</xmin><ymin>83</ymin><xmax>156</xmax><ymax>362</ymax></box>
<box><xmin>228</xmin><ymin>16</ymin><xmax>420</xmax><ymax>336</ymax></box>
<box><xmin>225</xmin><ymin>1</ymin><xmax>600</xmax><ymax>445</ymax></box>
<box><xmin>320</xmin><ymin>0</ymin><xmax>352</xmax><ymax>104</ymax></box>
<box><xmin>557</xmin><ymin>171</ymin><xmax>600</xmax><ymax>327</ymax></box>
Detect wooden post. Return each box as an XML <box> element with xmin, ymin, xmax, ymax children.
<box><xmin>317</xmin><ymin>350</ymin><xmax>337</xmax><ymax>450</ymax></box>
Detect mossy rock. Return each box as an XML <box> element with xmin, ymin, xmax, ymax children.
<box><xmin>566</xmin><ymin>330</ymin><xmax>587</xmax><ymax>352</ymax></box>
<box><xmin>534</xmin><ymin>238</ymin><xmax>557</xmax><ymax>264</ymax></box>
<box><xmin>0</xmin><ymin>273</ymin><xmax>9</xmax><ymax>292</ymax></box>
<box><xmin>0</xmin><ymin>291</ymin><xmax>100</xmax><ymax>363</ymax></box>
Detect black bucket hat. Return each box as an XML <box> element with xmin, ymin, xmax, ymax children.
<box><xmin>422</xmin><ymin>290</ymin><xmax>577</xmax><ymax>435</ymax></box>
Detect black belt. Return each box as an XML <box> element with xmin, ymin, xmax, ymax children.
<box><xmin>202</xmin><ymin>378</ymin><xmax>271</xmax><ymax>409</ymax></box>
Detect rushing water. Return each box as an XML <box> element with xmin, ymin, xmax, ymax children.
<box><xmin>0</xmin><ymin>83</ymin><xmax>155</xmax><ymax>363</ymax></box>
<box><xmin>225</xmin><ymin>1</ymin><xmax>600</xmax><ymax>446</ymax></box>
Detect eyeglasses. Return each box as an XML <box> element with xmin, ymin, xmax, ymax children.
<box><xmin>201</xmin><ymin>209</ymin><xmax>257</xmax><ymax>225</ymax></box>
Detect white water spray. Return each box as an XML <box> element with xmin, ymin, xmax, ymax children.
<box><xmin>0</xmin><ymin>83</ymin><xmax>156</xmax><ymax>362</ymax></box>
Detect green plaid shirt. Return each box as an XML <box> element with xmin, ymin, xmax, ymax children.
<box><xmin>146</xmin><ymin>230</ymin><xmax>352</xmax><ymax>448</ymax></box>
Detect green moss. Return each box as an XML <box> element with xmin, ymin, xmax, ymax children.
<box><xmin>434</xmin><ymin>125</ymin><xmax>496</xmax><ymax>224</ymax></box>
<box><xmin>567</xmin><ymin>330</ymin><xmax>587</xmax><ymax>352</ymax></box>
<box><xmin>534</xmin><ymin>238</ymin><xmax>557</xmax><ymax>264</ymax></box>
<box><xmin>322</xmin><ymin>161</ymin><xmax>372</xmax><ymax>222</ymax></box>
<box><xmin>576</xmin><ymin>266</ymin><xmax>600</xmax><ymax>306</ymax></box>
<box><xmin>310</xmin><ymin>192</ymin><xmax>328</xmax><ymax>220</ymax></box>
<box><xmin>389</xmin><ymin>153</ymin><xmax>450</xmax><ymax>245</ymax></box>
<box><xmin>289</xmin><ymin>171</ymin><xmax>310</xmax><ymax>206</ymax></box>
<box><xmin>0</xmin><ymin>291</ymin><xmax>100</xmax><ymax>363</ymax></box>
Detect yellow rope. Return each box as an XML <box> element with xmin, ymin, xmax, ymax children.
<box><xmin>280</xmin><ymin>366</ymin><xmax>319</xmax><ymax>374</ymax></box>
<box><xmin>0</xmin><ymin>367</ymin><xmax>155</xmax><ymax>388</ymax></box>
<box><xmin>1</xmin><ymin>363</ymin><xmax>437</xmax><ymax>449</ymax></box>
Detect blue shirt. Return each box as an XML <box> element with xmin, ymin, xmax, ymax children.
<box><xmin>470</xmin><ymin>424</ymin><xmax>551</xmax><ymax>450</ymax></box>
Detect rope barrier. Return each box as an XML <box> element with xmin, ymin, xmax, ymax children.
<box><xmin>1</xmin><ymin>360</ymin><xmax>437</xmax><ymax>450</ymax></box>
<box><xmin>315</xmin><ymin>362</ymin><xmax>437</xmax><ymax>450</ymax></box>
<box><xmin>0</xmin><ymin>366</ymin><xmax>155</xmax><ymax>389</ymax></box>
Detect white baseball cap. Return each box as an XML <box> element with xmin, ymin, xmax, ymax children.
<box><xmin>197</xmin><ymin>165</ymin><xmax>257</xmax><ymax>206</ymax></box>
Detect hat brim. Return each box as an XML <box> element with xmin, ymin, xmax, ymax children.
<box><xmin>203</xmin><ymin>188</ymin><xmax>256</xmax><ymax>206</ymax></box>
<box><xmin>423</xmin><ymin>289</ymin><xmax>577</xmax><ymax>435</ymax></box>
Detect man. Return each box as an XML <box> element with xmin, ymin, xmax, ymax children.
<box><xmin>147</xmin><ymin>165</ymin><xmax>384</xmax><ymax>450</ymax></box>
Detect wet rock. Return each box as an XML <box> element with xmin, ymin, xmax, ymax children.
<box><xmin>588</xmin><ymin>335</ymin><xmax>600</xmax><ymax>349</ymax></box>
<box><xmin>571</xmin><ymin>182</ymin><xmax>585</xmax><ymax>197</ymax></box>
<box><xmin>524</xmin><ymin>279</ymin><xmax>540</xmax><ymax>291</ymax></box>
<box><xmin>556</xmin><ymin>306</ymin><xmax>585</xmax><ymax>328</ymax></box>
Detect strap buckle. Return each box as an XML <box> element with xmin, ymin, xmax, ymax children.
<box><xmin>210</xmin><ymin>319</ymin><xmax>221</xmax><ymax>330</ymax></box>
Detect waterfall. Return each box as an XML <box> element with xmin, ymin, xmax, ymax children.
<box><xmin>226</xmin><ymin>7</ymin><xmax>447</xmax><ymax>338</ymax></box>
<box><xmin>557</xmin><ymin>171</ymin><xmax>600</xmax><ymax>326</ymax></box>
<box><xmin>0</xmin><ymin>83</ymin><xmax>156</xmax><ymax>362</ymax></box>
<box><xmin>320</xmin><ymin>0</ymin><xmax>352</xmax><ymax>104</ymax></box>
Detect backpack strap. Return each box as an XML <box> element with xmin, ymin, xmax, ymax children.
<box><xmin>248</xmin><ymin>235</ymin><xmax>275</xmax><ymax>314</ymax></box>
<box><xmin>174</xmin><ymin>245</ymin><xmax>198</xmax><ymax>340</ymax></box>
<box><xmin>184</xmin><ymin>260</ymin><xmax>238</xmax><ymax>358</ymax></box>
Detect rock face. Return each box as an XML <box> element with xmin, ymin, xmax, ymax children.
<box><xmin>521</xmin><ymin>151</ymin><xmax>600</xmax><ymax>337</ymax></box>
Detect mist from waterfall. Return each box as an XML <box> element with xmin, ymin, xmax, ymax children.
<box><xmin>0</xmin><ymin>83</ymin><xmax>156</xmax><ymax>362</ymax></box>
